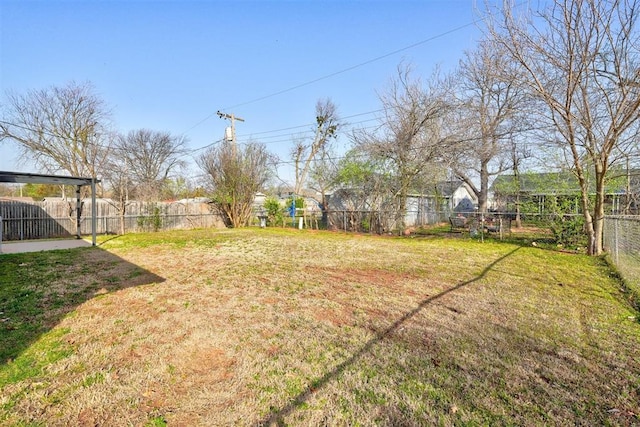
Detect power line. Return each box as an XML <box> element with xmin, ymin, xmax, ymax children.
<box><xmin>181</xmin><ymin>1</ymin><xmax>531</xmax><ymax>138</ymax></box>
<box><xmin>180</xmin><ymin>13</ymin><xmax>482</xmax><ymax>135</ymax></box>
<box><xmin>0</xmin><ymin>107</ymin><xmax>381</xmax><ymax>161</ymax></box>
<box><xmin>0</xmin><ymin>108</ymin><xmax>383</xmax><ymax>165</ymax></box>
<box><xmin>234</xmin><ymin>108</ymin><xmax>385</xmax><ymax>141</ymax></box>
<box><xmin>220</xmin><ymin>23</ymin><xmax>481</xmax><ymax>111</ymax></box>
<box><xmin>236</xmin><ymin>122</ymin><xmax>315</xmax><ymax>138</ymax></box>
<box><xmin>187</xmin><ymin>109</ymin><xmax>384</xmax><ymax>153</ymax></box>
<box><xmin>234</xmin><ymin>118</ymin><xmax>380</xmax><ymax>146</ymax></box>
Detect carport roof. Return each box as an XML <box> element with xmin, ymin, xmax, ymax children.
<box><xmin>0</xmin><ymin>171</ymin><xmax>99</xmax><ymax>186</ymax></box>
<box><xmin>0</xmin><ymin>171</ymin><xmax>100</xmax><ymax>247</ymax></box>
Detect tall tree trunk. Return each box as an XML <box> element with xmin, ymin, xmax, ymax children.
<box><xmin>395</xmin><ymin>194</ymin><xmax>407</xmax><ymax>235</ymax></box>
<box><xmin>591</xmin><ymin>165</ymin><xmax>607</xmax><ymax>255</ymax></box>
<box><xmin>321</xmin><ymin>193</ymin><xmax>329</xmax><ymax>229</ymax></box>
<box><xmin>119</xmin><ymin>209</ymin><xmax>126</xmax><ymax>235</ymax></box>
<box><xmin>479</xmin><ymin>160</ymin><xmax>489</xmax><ymax>213</ymax></box>
<box><xmin>577</xmin><ymin>176</ymin><xmax>597</xmax><ymax>255</ymax></box>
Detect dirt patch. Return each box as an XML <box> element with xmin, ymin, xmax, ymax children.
<box><xmin>304</xmin><ymin>266</ymin><xmax>423</xmax><ymax>296</ymax></box>
<box><xmin>175</xmin><ymin>347</ymin><xmax>234</xmax><ymax>379</ymax></box>
<box><xmin>313</xmin><ymin>306</ymin><xmax>355</xmax><ymax>327</ymax></box>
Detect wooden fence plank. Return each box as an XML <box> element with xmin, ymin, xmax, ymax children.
<box><xmin>0</xmin><ymin>200</ymin><xmax>225</xmax><ymax>241</ymax></box>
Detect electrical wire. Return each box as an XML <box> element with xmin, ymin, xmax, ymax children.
<box><xmin>188</xmin><ymin>109</ymin><xmax>384</xmax><ymax>153</ymax></box>
<box><xmin>0</xmin><ymin>111</ymin><xmax>381</xmax><ymax>164</ymax></box>
<box><xmin>219</xmin><ymin>23</ymin><xmax>481</xmax><ymax>112</ymax></box>
<box><xmin>180</xmin><ymin>13</ymin><xmax>484</xmax><ymax>135</ymax></box>
<box><xmin>180</xmin><ymin>1</ymin><xmax>532</xmax><ymax>137</ymax></box>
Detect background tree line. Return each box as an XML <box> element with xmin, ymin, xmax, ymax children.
<box><xmin>2</xmin><ymin>0</ymin><xmax>640</xmax><ymax>255</ymax></box>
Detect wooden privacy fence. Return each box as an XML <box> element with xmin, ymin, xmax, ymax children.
<box><xmin>0</xmin><ymin>199</ymin><xmax>226</xmax><ymax>241</ymax></box>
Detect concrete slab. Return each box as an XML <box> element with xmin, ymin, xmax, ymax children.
<box><xmin>0</xmin><ymin>239</ymin><xmax>92</xmax><ymax>254</ymax></box>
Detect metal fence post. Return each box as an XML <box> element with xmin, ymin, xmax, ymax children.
<box><xmin>343</xmin><ymin>211</ymin><xmax>346</xmax><ymax>232</ymax></box>
<box><xmin>614</xmin><ymin>217</ymin><xmax>619</xmax><ymax>264</ymax></box>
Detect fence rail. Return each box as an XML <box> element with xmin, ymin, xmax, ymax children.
<box><xmin>0</xmin><ymin>199</ymin><xmax>226</xmax><ymax>240</ymax></box>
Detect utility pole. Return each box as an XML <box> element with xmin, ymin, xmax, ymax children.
<box><xmin>217</xmin><ymin>111</ymin><xmax>244</xmax><ymax>156</ymax></box>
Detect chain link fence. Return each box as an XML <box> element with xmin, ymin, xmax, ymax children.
<box><xmin>604</xmin><ymin>216</ymin><xmax>640</xmax><ymax>294</ymax></box>
<box><xmin>324</xmin><ymin>210</ymin><xmax>519</xmax><ymax>235</ymax></box>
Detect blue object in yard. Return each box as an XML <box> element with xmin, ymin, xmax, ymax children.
<box><xmin>289</xmin><ymin>200</ymin><xmax>297</xmax><ymax>227</ymax></box>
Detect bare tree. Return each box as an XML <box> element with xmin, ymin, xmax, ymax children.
<box><xmin>0</xmin><ymin>184</ymin><xmax>13</xmax><ymax>197</ymax></box>
<box><xmin>198</xmin><ymin>141</ymin><xmax>272</xmax><ymax>228</ymax></box>
<box><xmin>114</xmin><ymin>129</ymin><xmax>187</xmax><ymax>201</ymax></box>
<box><xmin>291</xmin><ymin>99</ymin><xmax>340</xmax><ymax>196</ymax></box>
<box><xmin>509</xmin><ymin>136</ymin><xmax>534</xmax><ymax>227</ymax></box>
<box><xmin>102</xmin><ymin>157</ymin><xmax>134</xmax><ymax>235</ymax></box>
<box><xmin>162</xmin><ymin>176</ymin><xmax>204</xmax><ymax>200</ymax></box>
<box><xmin>332</xmin><ymin>150</ymin><xmax>397</xmax><ymax>233</ymax></box>
<box><xmin>449</xmin><ymin>38</ymin><xmax>526</xmax><ymax>213</ymax></box>
<box><xmin>0</xmin><ymin>81</ymin><xmax>111</xmax><ymax>184</ymax></box>
<box><xmin>352</xmin><ymin>65</ymin><xmax>450</xmax><ymax>233</ymax></box>
<box><xmin>307</xmin><ymin>143</ymin><xmax>340</xmax><ymax>227</ymax></box>
<box><xmin>490</xmin><ymin>0</ymin><xmax>640</xmax><ymax>255</ymax></box>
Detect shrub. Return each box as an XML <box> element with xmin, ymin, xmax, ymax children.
<box><xmin>263</xmin><ymin>197</ymin><xmax>284</xmax><ymax>227</ymax></box>
<box><xmin>136</xmin><ymin>203</ymin><xmax>163</xmax><ymax>232</ymax></box>
<box><xmin>550</xmin><ymin>215</ymin><xmax>586</xmax><ymax>248</ymax></box>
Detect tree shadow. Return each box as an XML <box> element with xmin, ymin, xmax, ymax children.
<box><xmin>256</xmin><ymin>246</ymin><xmax>522</xmax><ymax>426</ymax></box>
<box><xmin>0</xmin><ymin>245</ymin><xmax>164</xmax><ymax>366</ymax></box>
<box><xmin>1</xmin><ymin>199</ymin><xmax>74</xmax><ymax>240</ymax></box>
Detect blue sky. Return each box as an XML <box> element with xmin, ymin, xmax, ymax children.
<box><xmin>0</xmin><ymin>0</ymin><xmax>489</xmax><ymax>185</ymax></box>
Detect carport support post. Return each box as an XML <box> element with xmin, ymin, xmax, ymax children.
<box><xmin>76</xmin><ymin>185</ymin><xmax>82</xmax><ymax>239</ymax></box>
<box><xmin>91</xmin><ymin>178</ymin><xmax>97</xmax><ymax>246</ymax></box>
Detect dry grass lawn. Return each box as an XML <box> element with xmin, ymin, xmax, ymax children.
<box><xmin>1</xmin><ymin>228</ymin><xmax>639</xmax><ymax>426</ymax></box>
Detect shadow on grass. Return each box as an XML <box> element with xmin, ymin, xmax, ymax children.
<box><xmin>257</xmin><ymin>246</ymin><xmax>522</xmax><ymax>426</ymax></box>
<box><xmin>0</xmin><ymin>245</ymin><xmax>164</xmax><ymax>367</ymax></box>
<box><xmin>97</xmin><ymin>234</ymin><xmax>123</xmax><ymax>245</ymax></box>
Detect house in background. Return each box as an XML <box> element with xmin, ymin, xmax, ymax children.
<box><xmin>405</xmin><ymin>180</ymin><xmax>478</xmax><ymax>226</ymax></box>
<box><xmin>490</xmin><ymin>171</ymin><xmax>640</xmax><ymax>215</ymax></box>
<box><xmin>326</xmin><ymin>180</ymin><xmax>478</xmax><ymax>229</ymax></box>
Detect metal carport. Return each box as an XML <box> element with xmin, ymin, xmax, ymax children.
<box><xmin>0</xmin><ymin>171</ymin><xmax>100</xmax><ymax>246</ymax></box>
